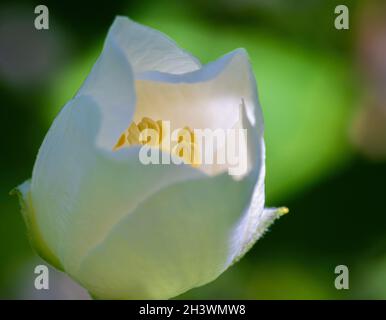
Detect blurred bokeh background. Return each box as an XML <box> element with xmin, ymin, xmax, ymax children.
<box><xmin>1</xmin><ymin>0</ymin><xmax>386</xmax><ymax>299</ymax></box>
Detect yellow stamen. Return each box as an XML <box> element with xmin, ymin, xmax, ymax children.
<box><xmin>175</xmin><ymin>127</ymin><xmax>200</xmax><ymax>167</ymax></box>
<box><xmin>114</xmin><ymin>117</ymin><xmax>200</xmax><ymax>167</ymax></box>
<box><xmin>127</xmin><ymin>122</ymin><xmax>141</xmax><ymax>145</ymax></box>
<box><xmin>113</xmin><ymin>132</ymin><xmax>128</xmax><ymax>151</ymax></box>
<box><xmin>156</xmin><ymin>120</ymin><xmax>164</xmax><ymax>143</ymax></box>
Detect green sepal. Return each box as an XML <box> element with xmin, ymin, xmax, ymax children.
<box><xmin>11</xmin><ymin>180</ymin><xmax>64</xmax><ymax>271</ymax></box>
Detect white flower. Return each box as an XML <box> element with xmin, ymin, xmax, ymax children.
<box><xmin>13</xmin><ymin>16</ymin><xmax>287</xmax><ymax>299</ymax></box>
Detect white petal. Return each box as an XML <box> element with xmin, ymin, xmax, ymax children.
<box><xmin>30</xmin><ymin>94</ymin><xmax>267</xmax><ymax>298</ymax></box>
<box><xmin>134</xmin><ymin>49</ymin><xmax>258</xmax><ymax>132</ymax></box>
<box><xmin>230</xmin><ymin>207</ymin><xmax>288</xmax><ymax>266</ymax></box>
<box><xmin>74</xmin><ymin>173</ymin><xmax>255</xmax><ymax>299</ymax></box>
<box><xmin>76</xmin><ymin>26</ymin><xmax>136</xmax><ymax>150</ymax></box>
<box><xmin>108</xmin><ymin>16</ymin><xmax>201</xmax><ymax>74</ymax></box>
<box><xmin>222</xmin><ymin>57</ymin><xmax>268</xmax><ymax>267</ymax></box>
<box><xmin>74</xmin><ymin>16</ymin><xmax>202</xmax><ymax>150</ymax></box>
<box><xmin>31</xmin><ymin>95</ymin><xmax>204</xmax><ymax>275</ymax></box>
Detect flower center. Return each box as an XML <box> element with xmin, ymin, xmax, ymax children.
<box><xmin>114</xmin><ymin>117</ymin><xmax>200</xmax><ymax>167</ymax></box>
